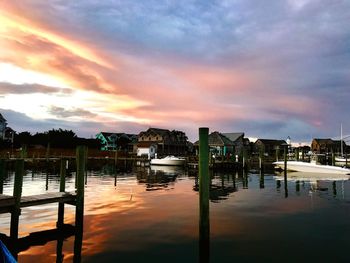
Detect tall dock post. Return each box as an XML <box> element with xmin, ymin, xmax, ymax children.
<box><xmin>283</xmin><ymin>145</ymin><xmax>287</xmax><ymax>176</ymax></box>
<box><xmin>259</xmin><ymin>147</ymin><xmax>264</xmax><ymax>172</ymax></box>
<box><xmin>57</xmin><ymin>158</ymin><xmax>67</xmax><ymax>227</ymax></box>
<box><xmin>0</xmin><ymin>159</ymin><xmax>6</xmax><ymax>194</ymax></box>
<box><xmin>74</xmin><ymin>146</ymin><xmax>86</xmax><ymax>263</ymax></box>
<box><xmin>295</xmin><ymin>148</ymin><xmax>299</xmax><ymax>161</ymax></box>
<box><xmin>199</xmin><ymin>127</ymin><xmax>210</xmax><ymax>263</ymax></box>
<box><xmin>10</xmin><ymin>159</ymin><xmax>24</xmax><ymax>249</ymax></box>
<box><xmin>283</xmin><ymin>145</ymin><xmax>288</xmax><ymax>198</ymax></box>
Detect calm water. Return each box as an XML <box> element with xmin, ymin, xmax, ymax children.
<box><xmin>1</xmin><ymin>165</ymin><xmax>350</xmax><ymax>262</ymax></box>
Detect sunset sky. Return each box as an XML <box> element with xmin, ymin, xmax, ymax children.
<box><xmin>0</xmin><ymin>0</ymin><xmax>349</xmax><ymax>142</ymax></box>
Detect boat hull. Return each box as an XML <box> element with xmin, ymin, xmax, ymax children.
<box><xmin>335</xmin><ymin>157</ymin><xmax>348</xmax><ymax>163</ymax></box>
<box><xmin>273</xmin><ymin>161</ymin><xmax>350</xmax><ymax>175</ymax></box>
<box><xmin>150</xmin><ymin>157</ymin><xmax>186</xmax><ymax>166</ymax></box>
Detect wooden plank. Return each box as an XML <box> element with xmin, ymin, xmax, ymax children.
<box><xmin>0</xmin><ymin>194</ymin><xmax>15</xmax><ymax>208</ymax></box>
<box><xmin>20</xmin><ymin>191</ymin><xmax>76</xmax><ymax>208</ymax></box>
<box><xmin>0</xmin><ymin>194</ymin><xmax>15</xmax><ymax>214</ymax></box>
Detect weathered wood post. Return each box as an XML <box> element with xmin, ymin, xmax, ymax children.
<box><xmin>199</xmin><ymin>127</ymin><xmax>210</xmax><ymax>263</ymax></box>
<box><xmin>10</xmin><ymin>159</ymin><xmax>24</xmax><ymax>244</ymax></box>
<box><xmin>259</xmin><ymin>169</ymin><xmax>264</xmax><ymax>189</ymax></box>
<box><xmin>57</xmin><ymin>158</ymin><xmax>66</xmax><ymax>227</ymax></box>
<box><xmin>74</xmin><ymin>146</ymin><xmax>86</xmax><ymax>263</ymax></box>
<box><xmin>302</xmin><ymin>150</ymin><xmax>305</xmax><ymax>161</ymax></box>
<box><xmin>331</xmin><ymin>152</ymin><xmax>335</xmax><ymax>166</ymax></box>
<box><xmin>283</xmin><ymin>144</ymin><xmax>288</xmax><ymax>198</ymax></box>
<box><xmin>242</xmin><ymin>148</ymin><xmax>248</xmax><ymax>171</ymax></box>
<box><xmin>332</xmin><ymin>181</ymin><xmax>337</xmax><ymax>196</ymax></box>
<box><xmin>0</xmin><ymin>159</ymin><xmax>6</xmax><ymax>194</ymax></box>
<box><xmin>85</xmin><ymin>147</ymin><xmax>88</xmax><ymax>185</ymax></box>
<box><xmin>259</xmin><ymin>147</ymin><xmax>264</xmax><ymax>171</ymax></box>
<box><xmin>283</xmin><ymin>145</ymin><xmax>287</xmax><ymax>176</ymax></box>
<box><xmin>295</xmin><ymin>180</ymin><xmax>300</xmax><ymax>193</ymax></box>
<box><xmin>295</xmin><ymin>148</ymin><xmax>299</xmax><ymax>161</ymax></box>
<box><xmin>114</xmin><ymin>150</ymin><xmax>118</xmax><ymax>169</ymax></box>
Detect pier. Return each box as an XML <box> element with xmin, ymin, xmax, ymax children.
<box><xmin>0</xmin><ymin>146</ymin><xmax>86</xmax><ymax>261</ymax></box>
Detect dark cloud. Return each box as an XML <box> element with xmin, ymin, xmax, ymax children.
<box><xmin>0</xmin><ymin>82</ymin><xmax>72</xmax><ymax>95</ymax></box>
<box><xmin>47</xmin><ymin>105</ymin><xmax>97</xmax><ymax>118</ymax></box>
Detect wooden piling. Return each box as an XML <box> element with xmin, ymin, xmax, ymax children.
<box><xmin>283</xmin><ymin>145</ymin><xmax>287</xmax><ymax>176</ymax></box>
<box><xmin>74</xmin><ymin>146</ymin><xmax>86</xmax><ymax>263</ymax></box>
<box><xmin>57</xmin><ymin>158</ymin><xmax>66</xmax><ymax>227</ymax></box>
<box><xmin>10</xmin><ymin>159</ymin><xmax>24</xmax><ymax>242</ymax></box>
<box><xmin>0</xmin><ymin>159</ymin><xmax>5</xmax><ymax>194</ymax></box>
<box><xmin>199</xmin><ymin>127</ymin><xmax>210</xmax><ymax>263</ymax></box>
<box><xmin>295</xmin><ymin>148</ymin><xmax>299</xmax><ymax>161</ymax></box>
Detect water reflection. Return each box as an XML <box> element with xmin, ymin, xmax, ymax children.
<box><xmin>1</xmin><ymin>166</ymin><xmax>350</xmax><ymax>262</ymax></box>
<box><xmin>274</xmin><ymin>170</ymin><xmax>350</xmax><ymax>198</ymax></box>
<box><xmin>0</xmin><ymin>221</ymin><xmax>83</xmax><ymax>262</ymax></box>
<box><xmin>193</xmin><ymin>170</ymin><xmax>253</xmax><ymax>202</ymax></box>
<box><xmin>136</xmin><ymin>165</ymin><xmax>182</xmax><ymax>191</ymax></box>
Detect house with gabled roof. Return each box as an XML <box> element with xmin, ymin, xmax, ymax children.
<box><xmin>222</xmin><ymin>132</ymin><xmax>246</xmax><ymax>155</ymax></box>
<box><xmin>311</xmin><ymin>138</ymin><xmax>345</xmax><ymax>154</ymax></box>
<box><xmin>194</xmin><ymin>131</ymin><xmax>235</xmax><ymax>156</ymax></box>
<box><xmin>254</xmin><ymin>139</ymin><xmax>287</xmax><ymax>156</ymax></box>
<box><xmin>96</xmin><ymin>132</ymin><xmax>138</xmax><ymax>152</ymax></box>
<box><xmin>137</xmin><ymin>127</ymin><xmax>188</xmax><ymax>158</ymax></box>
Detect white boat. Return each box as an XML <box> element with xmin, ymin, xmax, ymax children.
<box><xmin>335</xmin><ymin>156</ymin><xmax>348</xmax><ymax>163</ymax></box>
<box><xmin>150</xmin><ymin>156</ymin><xmax>186</xmax><ymax>166</ymax></box>
<box><xmin>273</xmin><ymin>160</ymin><xmax>350</xmax><ymax>175</ymax></box>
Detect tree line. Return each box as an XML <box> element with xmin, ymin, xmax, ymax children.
<box><xmin>1</xmin><ymin>128</ymin><xmax>100</xmax><ymax>149</ymax></box>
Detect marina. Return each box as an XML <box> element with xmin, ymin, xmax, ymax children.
<box><xmin>0</xmin><ymin>148</ymin><xmax>350</xmax><ymax>262</ymax></box>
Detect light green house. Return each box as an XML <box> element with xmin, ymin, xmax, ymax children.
<box><xmin>96</xmin><ymin>132</ymin><xmax>138</xmax><ymax>151</ymax></box>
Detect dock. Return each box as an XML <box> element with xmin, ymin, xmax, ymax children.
<box><xmin>0</xmin><ymin>146</ymin><xmax>87</xmax><ymax>261</ymax></box>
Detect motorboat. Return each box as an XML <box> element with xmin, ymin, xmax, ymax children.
<box><xmin>335</xmin><ymin>156</ymin><xmax>348</xmax><ymax>163</ymax></box>
<box><xmin>273</xmin><ymin>160</ymin><xmax>350</xmax><ymax>175</ymax></box>
<box><xmin>150</xmin><ymin>156</ymin><xmax>186</xmax><ymax>166</ymax></box>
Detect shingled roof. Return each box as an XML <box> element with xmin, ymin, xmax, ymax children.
<box><xmin>194</xmin><ymin>131</ymin><xmax>234</xmax><ymax>146</ymax></box>
<box><xmin>222</xmin><ymin>132</ymin><xmax>244</xmax><ymax>142</ymax></box>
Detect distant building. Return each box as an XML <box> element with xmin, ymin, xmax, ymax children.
<box><xmin>0</xmin><ymin>113</ymin><xmax>14</xmax><ymax>142</ymax></box>
<box><xmin>311</xmin><ymin>138</ymin><xmax>346</xmax><ymax>154</ymax></box>
<box><xmin>222</xmin><ymin>132</ymin><xmax>246</xmax><ymax>155</ymax></box>
<box><xmin>96</xmin><ymin>132</ymin><xmax>138</xmax><ymax>153</ymax></box>
<box><xmin>194</xmin><ymin>131</ymin><xmax>234</xmax><ymax>156</ymax></box>
<box><xmin>137</xmin><ymin>128</ymin><xmax>188</xmax><ymax>158</ymax></box>
<box><xmin>254</xmin><ymin>139</ymin><xmax>287</xmax><ymax>156</ymax></box>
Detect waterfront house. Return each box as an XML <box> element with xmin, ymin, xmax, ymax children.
<box><xmin>194</xmin><ymin>131</ymin><xmax>235</xmax><ymax>157</ymax></box>
<box><xmin>222</xmin><ymin>132</ymin><xmax>247</xmax><ymax>155</ymax></box>
<box><xmin>311</xmin><ymin>138</ymin><xmax>346</xmax><ymax>154</ymax></box>
<box><xmin>137</xmin><ymin>128</ymin><xmax>188</xmax><ymax>158</ymax></box>
<box><xmin>0</xmin><ymin>113</ymin><xmax>14</xmax><ymax>142</ymax></box>
<box><xmin>96</xmin><ymin>132</ymin><xmax>138</xmax><ymax>153</ymax></box>
<box><xmin>254</xmin><ymin>139</ymin><xmax>287</xmax><ymax>156</ymax></box>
